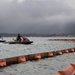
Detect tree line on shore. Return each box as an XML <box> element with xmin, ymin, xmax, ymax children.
<box><xmin>0</xmin><ymin>33</ymin><xmax>75</xmax><ymax>37</ymax></box>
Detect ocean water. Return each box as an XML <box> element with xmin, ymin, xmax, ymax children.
<box><xmin>0</xmin><ymin>37</ymin><xmax>75</xmax><ymax>75</ymax></box>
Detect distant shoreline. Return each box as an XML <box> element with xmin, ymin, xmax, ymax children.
<box><xmin>0</xmin><ymin>33</ymin><xmax>75</xmax><ymax>37</ymax></box>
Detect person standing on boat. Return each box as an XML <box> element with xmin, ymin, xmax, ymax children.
<box><xmin>16</xmin><ymin>33</ymin><xmax>21</xmax><ymax>41</ymax></box>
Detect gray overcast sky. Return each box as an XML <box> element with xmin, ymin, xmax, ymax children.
<box><xmin>0</xmin><ymin>0</ymin><xmax>75</xmax><ymax>34</ymax></box>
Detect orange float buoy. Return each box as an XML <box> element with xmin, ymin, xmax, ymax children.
<box><xmin>34</xmin><ymin>54</ymin><xmax>41</xmax><ymax>60</ymax></box>
<box><xmin>0</xmin><ymin>59</ymin><xmax>6</xmax><ymax>67</ymax></box>
<box><xmin>18</xmin><ymin>56</ymin><xmax>26</xmax><ymax>63</ymax></box>
<box><xmin>47</xmin><ymin>52</ymin><xmax>53</xmax><ymax>57</ymax></box>
<box><xmin>64</xmin><ymin>50</ymin><xmax>69</xmax><ymax>53</ymax></box>
<box><xmin>56</xmin><ymin>51</ymin><xmax>62</xmax><ymax>55</ymax></box>
<box><xmin>70</xmin><ymin>48</ymin><xmax>75</xmax><ymax>52</ymax></box>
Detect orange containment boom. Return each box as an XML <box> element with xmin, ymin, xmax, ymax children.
<box><xmin>0</xmin><ymin>47</ymin><xmax>75</xmax><ymax>67</ymax></box>
<box><xmin>48</xmin><ymin>39</ymin><xmax>75</xmax><ymax>42</ymax></box>
<box><xmin>56</xmin><ymin>63</ymin><xmax>75</xmax><ymax>75</ymax></box>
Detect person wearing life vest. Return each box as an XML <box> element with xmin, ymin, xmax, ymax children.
<box><xmin>16</xmin><ymin>33</ymin><xmax>21</xmax><ymax>41</ymax></box>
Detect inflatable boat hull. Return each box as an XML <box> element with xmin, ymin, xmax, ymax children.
<box><xmin>9</xmin><ymin>41</ymin><xmax>33</xmax><ymax>44</ymax></box>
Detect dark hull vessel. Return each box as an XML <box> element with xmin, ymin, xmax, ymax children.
<box><xmin>8</xmin><ymin>41</ymin><xmax>33</xmax><ymax>44</ymax></box>
<box><xmin>0</xmin><ymin>40</ymin><xmax>5</xmax><ymax>42</ymax></box>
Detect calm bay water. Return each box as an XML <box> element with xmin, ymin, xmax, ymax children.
<box><xmin>0</xmin><ymin>37</ymin><xmax>75</xmax><ymax>75</ymax></box>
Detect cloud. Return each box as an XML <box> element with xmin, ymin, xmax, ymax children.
<box><xmin>0</xmin><ymin>0</ymin><xmax>75</xmax><ymax>34</ymax></box>
<box><xmin>17</xmin><ymin>0</ymin><xmax>25</xmax><ymax>3</ymax></box>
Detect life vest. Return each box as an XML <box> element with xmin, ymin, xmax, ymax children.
<box><xmin>21</xmin><ymin>37</ymin><xmax>29</xmax><ymax>42</ymax></box>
